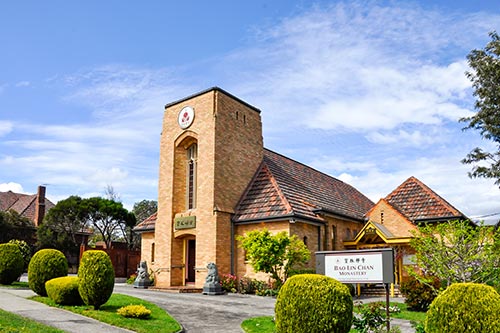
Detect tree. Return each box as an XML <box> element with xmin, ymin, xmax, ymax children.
<box><xmin>132</xmin><ymin>200</ymin><xmax>157</xmax><ymax>223</ymax></box>
<box><xmin>237</xmin><ymin>229</ymin><xmax>310</xmax><ymax>287</ymax></box>
<box><xmin>410</xmin><ymin>220</ymin><xmax>500</xmax><ymax>289</ymax></box>
<box><xmin>37</xmin><ymin>196</ymin><xmax>87</xmax><ymax>257</ymax></box>
<box><xmin>461</xmin><ymin>31</ymin><xmax>500</xmax><ymax>184</ymax></box>
<box><xmin>0</xmin><ymin>210</ymin><xmax>36</xmax><ymax>245</ymax></box>
<box><xmin>80</xmin><ymin>197</ymin><xmax>136</xmax><ymax>249</ymax></box>
<box><xmin>129</xmin><ymin>199</ymin><xmax>157</xmax><ymax>250</ymax></box>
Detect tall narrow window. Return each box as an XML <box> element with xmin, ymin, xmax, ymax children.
<box><xmin>331</xmin><ymin>225</ymin><xmax>337</xmax><ymax>250</ymax></box>
<box><xmin>186</xmin><ymin>143</ymin><xmax>197</xmax><ymax>210</ymax></box>
<box><xmin>151</xmin><ymin>242</ymin><xmax>155</xmax><ymax>263</ymax></box>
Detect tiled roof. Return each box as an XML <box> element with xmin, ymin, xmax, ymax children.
<box><xmin>0</xmin><ymin>190</ymin><xmax>55</xmax><ymax>222</ymax></box>
<box><xmin>384</xmin><ymin>176</ymin><xmax>465</xmax><ymax>222</ymax></box>
<box><xmin>233</xmin><ymin>149</ymin><xmax>374</xmax><ymax>223</ymax></box>
<box><xmin>133</xmin><ymin>212</ymin><xmax>157</xmax><ymax>233</ymax></box>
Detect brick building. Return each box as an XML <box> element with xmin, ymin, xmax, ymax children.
<box><xmin>133</xmin><ymin>87</ymin><xmax>466</xmax><ymax>289</ymax></box>
<box><xmin>134</xmin><ymin>87</ymin><xmax>375</xmax><ymax>289</ymax></box>
<box><xmin>345</xmin><ymin>176</ymin><xmax>466</xmax><ymax>286</ymax></box>
<box><xmin>0</xmin><ymin>185</ymin><xmax>54</xmax><ymax>227</ymax></box>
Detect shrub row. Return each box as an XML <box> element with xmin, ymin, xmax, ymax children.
<box><xmin>25</xmin><ymin>249</ymin><xmax>114</xmax><ymax>310</ymax></box>
<box><xmin>219</xmin><ymin>274</ymin><xmax>278</xmax><ymax>296</ymax></box>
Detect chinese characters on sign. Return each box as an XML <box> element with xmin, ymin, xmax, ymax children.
<box><xmin>317</xmin><ymin>248</ymin><xmax>394</xmax><ymax>284</ymax></box>
<box><xmin>174</xmin><ymin>216</ymin><xmax>196</xmax><ymax>230</ymax></box>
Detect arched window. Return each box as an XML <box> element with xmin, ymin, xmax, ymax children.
<box><xmin>186</xmin><ymin>143</ymin><xmax>197</xmax><ymax>210</ymax></box>
<box><xmin>303</xmin><ymin>235</ymin><xmax>308</xmax><ymax>246</ymax></box>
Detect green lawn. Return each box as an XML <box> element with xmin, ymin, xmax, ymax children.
<box><xmin>33</xmin><ymin>293</ymin><xmax>181</xmax><ymax>333</ymax></box>
<box><xmin>0</xmin><ymin>282</ymin><xmax>30</xmax><ymax>289</ymax></box>
<box><xmin>241</xmin><ymin>316</ymin><xmax>276</xmax><ymax>333</ymax></box>
<box><xmin>0</xmin><ymin>308</ymin><xmax>66</xmax><ymax>333</ymax></box>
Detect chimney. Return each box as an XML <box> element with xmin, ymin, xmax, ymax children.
<box><xmin>34</xmin><ymin>185</ymin><xmax>46</xmax><ymax>227</ymax></box>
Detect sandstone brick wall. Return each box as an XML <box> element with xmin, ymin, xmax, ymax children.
<box><xmin>156</xmin><ymin>89</ymin><xmax>263</xmax><ymax>288</ymax></box>
<box><xmin>367</xmin><ymin>200</ymin><xmax>417</xmax><ymax>237</ymax></box>
<box><xmin>234</xmin><ymin>221</ymin><xmax>290</xmax><ymax>279</ymax></box>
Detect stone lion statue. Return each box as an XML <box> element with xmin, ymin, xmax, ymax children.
<box><xmin>205</xmin><ymin>262</ymin><xmax>220</xmax><ymax>284</ymax></box>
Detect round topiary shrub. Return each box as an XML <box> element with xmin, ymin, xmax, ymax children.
<box><xmin>0</xmin><ymin>243</ymin><xmax>24</xmax><ymax>285</ymax></box>
<box><xmin>78</xmin><ymin>250</ymin><xmax>115</xmax><ymax>310</ymax></box>
<box><xmin>275</xmin><ymin>274</ymin><xmax>353</xmax><ymax>333</ymax></box>
<box><xmin>425</xmin><ymin>283</ymin><xmax>500</xmax><ymax>333</ymax></box>
<box><xmin>28</xmin><ymin>249</ymin><xmax>68</xmax><ymax>296</ymax></box>
<box><xmin>45</xmin><ymin>276</ymin><xmax>83</xmax><ymax>305</ymax></box>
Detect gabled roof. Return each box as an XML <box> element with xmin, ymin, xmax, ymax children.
<box><xmin>133</xmin><ymin>212</ymin><xmax>157</xmax><ymax>233</ymax></box>
<box><xmin>383</xmin><ymin>176</ymin><xmax>465</xmax><ymax>222</ymax></box>
<box><xmin>233</xmin><ymin>149</ymin><xmax>374</xmax><ymax>223</ymax></box>
<box><xmin>344</xmin><ymin>220</ymin><xmax>413</xmax><ymax>247</ymax></box>
<box><xmin>0</xmin><ymin>189</ymin><xmax>55</xmax><ymax>223</ymax></box>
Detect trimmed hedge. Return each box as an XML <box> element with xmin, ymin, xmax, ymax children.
<box><xmin>45</xmin><ymin>276</ymin><xmax>83</xmax><ymax>305</ymax></box>
<box><xmin>28</xmin><ymin>249</ymin><xmax>68</xmax><ymax>296</ymax></box>
<box><xmin>78</xmin><ymin>250</ymin><xmax>115</xmax><ymax>310</ymax></box>
<box><xmin>425</xmin><ymin>283</ymin><xmax>500</xmax><ymax>333</ymax></box>
<box><xmin>0</xmin><ymin>243</ymin><xmax>24</xmax><ymax>285</ymax></box>
<box><xmin>275</xmin><ymin>274</ymin><xmax>353</xmax><ymax>333</ymax></box>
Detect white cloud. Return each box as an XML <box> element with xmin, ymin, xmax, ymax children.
<box><xmin>366</xmin><ymin>129</ymin><xmax>440</xmax><ymax>146</ymax></box>
<box><xmin>221</xmin><ymin>2</ymin><xmax>499</xmax><ymax>142</ymax></box>
<box><xmin>0</xmin><ymin>182</ymin><xmax>24</xmax><ymax>193</ymax></box>
<box><xmin>15</xmin><ymin>81</ymin><xmax>30</xmax><ymax>87</ymax></box>
<box><xmin>0</xmin><ymin>121</ymin><xmax>13</xmax><ymax>137</ymax></box>
<box><xmin>2</xmin><ymin>1</ymin><xmax>500</xmax><ymax>220</ymax></box>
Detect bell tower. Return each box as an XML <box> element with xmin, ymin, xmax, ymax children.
<box><xmin>155</xmin><ymin>87</ymin><xmax>263</xmax><ymax>288</ymax></box>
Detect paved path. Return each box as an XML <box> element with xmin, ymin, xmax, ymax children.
<box><xmin>0</xmin><ymin>282</ymin><xmax>415</xmax><ymax>333</ymax></box>
<box><xmin>114</xmin><ymin>284</ymin><xmax>275</xmax><ymax>332</ymax></box>
<box><xmin>0</xmin><ymin>287</ymin><xmax>133</xmax><ymax>333</ymax></box>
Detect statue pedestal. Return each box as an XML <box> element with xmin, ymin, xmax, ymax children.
<box><xmin>203</xmin><ymin>283</ymin><xmax>224</xmax><ymax>295</ymax></box>
<box><xmin>133</xmin><ymin>279</ymin><xmax>150</xmax><ymax>289</ymax></box>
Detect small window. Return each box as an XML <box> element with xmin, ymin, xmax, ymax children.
<box><xmin>345</xmin><ymin>228</ymin><xmax>351</xmax><ymax>239</ymax></box>
<box><xmin>303</xmin><ymin>235</ymin><xmax>308</xmax><ymax>246</ymax></box>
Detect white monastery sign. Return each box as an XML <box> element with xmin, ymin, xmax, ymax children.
<box><xmin>316</xmin><ymin>248</ymin><xmax>394</xmax><ymax>284</ymax></box>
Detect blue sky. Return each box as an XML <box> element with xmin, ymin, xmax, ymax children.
<box><xmin>2</xmin><ymin>1</ymin><xmax>500</xmax><ymax>223</ymax></box>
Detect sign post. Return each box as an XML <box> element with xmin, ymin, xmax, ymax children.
<box><xmin>316</xmin><ymin>248</ymin><xmax>394</xmax><ymax>332</ymax></box>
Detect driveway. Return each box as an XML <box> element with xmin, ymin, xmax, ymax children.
<box><xmin>114</xmin><ymin>284</ymin><xmax>275</xmax><ymax>332</ymax></box>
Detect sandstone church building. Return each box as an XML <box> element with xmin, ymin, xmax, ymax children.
<box><xmin>134</xmin><ymin>87</ymin><xmax>465</xmax><ymax>290</ymax></box>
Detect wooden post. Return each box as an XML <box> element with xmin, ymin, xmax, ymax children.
<box><xmin>385</xmin><ymin>283</ymin><xmax>390</xmax><ymax>332</ymax></box>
